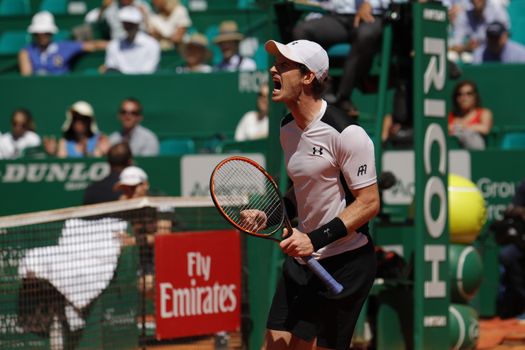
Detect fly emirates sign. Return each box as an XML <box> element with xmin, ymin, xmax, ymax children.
<box><xmin>154</xmin><ymin>230</ymin><xmax>241</xmax><ymax>339</ymax></box>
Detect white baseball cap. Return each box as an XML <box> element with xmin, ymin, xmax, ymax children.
<box><xmin>265</xmin><ymin>39</ymin><xmax>329</xmax><ymax>82</ymax></box>
<box><xmin>115</xmin><ymin>166</ymin><xmax>148</xmax><ymax>188</ymax></box>
<box><xmin>28</xmin><ymin>11</ymin><xmax>58</xmax><ymax>34</ymax></box>
<box><xmin>118</xmin><ymin>6</ymin><xmax>143</xmax><ymax>24</ymax></box>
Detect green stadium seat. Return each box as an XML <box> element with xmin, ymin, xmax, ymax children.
<box><xmin>327</xmin><ymin>43</ymin><xmax>351</xmax><ymax>57</ymax></box>
<box><xmin>54</xmin><ymin>30</ymin><xmax>71</xmax><ymax>41</ymax></box>
<box><xmin>501</xmin><ymin>132</ymin><xmax>525</xmax><ymax>150</ymax></box>
<box><xmin>253</xmin><ymin>44</ymin><xmax>267</xmax><ymax>69</ymax></box>
<box><xmin>237</xmin><ymin>0</ymin><xmax>255</xmax><ymax>9</ymax></box>
<box><xmin>0</xmin><ymin>31</ymin><xmax>29</xmax><ymax>55</ymax></box>
<box><xmin>40</xmin><ymin>0</ymin><xmax>68</xmax><ymax>14</ymax></box>
<box><xmin>205</xmin><ymin>25</ymin><xmax>222</xmax><ymax>66</ymax></box>
<box><xmin>0</xmin><ymin>0</ymin><xmax>30</xmax><ymax>15</ymax></box>
<box><xmin>160</xmin><ymin>138</ymin><xmax>196</xmax><ymax>155</ymax></box>
<box><xmin>509</xmin><ymin>0</ymin><xmax>525</xmax><ymax>46</ymax></box>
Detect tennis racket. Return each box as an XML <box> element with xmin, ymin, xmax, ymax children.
<box><xmin>209</xmin><ymin>156</ymin><xmax>343</xmax><ymax>295</ymax></box>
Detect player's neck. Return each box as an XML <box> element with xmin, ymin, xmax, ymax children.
<box><xmin>289</xmin><ymin>97</ymin><xmax>324</xmax><ymax>130</ymax></box>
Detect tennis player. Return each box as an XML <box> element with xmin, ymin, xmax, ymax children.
<box><xmin>263</xmin><ymin>39</ymin><xmax>380</xmax><ymax>350</ymax></box>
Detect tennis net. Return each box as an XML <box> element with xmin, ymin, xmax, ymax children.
<box><xmin>0</xmin><ymin>196</ymin><xmax>240</xmax><ymax>350</ymax></box>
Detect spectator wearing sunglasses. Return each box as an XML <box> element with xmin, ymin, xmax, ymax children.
<box><xmin>448</xmin><ymin>80</ymin><xmax>493</xmax><ymax>150</ymax></box>
<box><xmin>109</xmin><ymin>97</ymin><xmax>159</xmax><ymax>156</ymax></box>
<box><xmin>0</xmin><ymin>108</ymin><xmax>42</xmax><ymax>159</ymax></box>
<box><xmin>44</xmin><ymin>101</ymin><xmax>110</xmax><ymax>158</ymax></box>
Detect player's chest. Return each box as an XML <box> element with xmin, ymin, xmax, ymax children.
<box><xmin>284</xmin><ymin>135</ymin><xmax>339</xmax><ymax>181</ymax></box>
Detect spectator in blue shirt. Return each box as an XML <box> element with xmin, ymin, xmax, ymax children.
<box><xmin>473</xmin><ymin>22</ymin><xmax>525</xmax><ymax>64</ymax></box>
<box><xmin>449</xmin><ymin>0</ymin><xmax>509</xmax><ymax>56</ymax></box>
<box><xmin>18</xmin><ymin>11</ymin><xmax>106</xmax><ymax>76</ymax></box>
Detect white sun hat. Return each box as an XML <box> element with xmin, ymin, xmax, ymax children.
<box><xmin>265</xmin><ymin>39</ymin><xmax>329</xmax><ymax>82</ymax></box>
<box><xmin>28</xmin><ymin>11</ymin><xmax>59</xmax><ymax>34</ymax></box>
<box><xmin>116</xmin><ymin>166</ymin><xmax>148</xmax><ymax>188</ymax></box>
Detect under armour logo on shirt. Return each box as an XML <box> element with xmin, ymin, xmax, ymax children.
<box><xmin>357</xmin><ymin>164</ymin><xmax>367</xmax><ymax>176</ymax></box>
<box><xmin>312</xmin><ymin>147</ymin><xmax>323</xmax><ymax>155</ymax></box>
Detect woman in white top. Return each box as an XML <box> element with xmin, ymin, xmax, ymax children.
<box><xmin>234</xmin><ymin>85</ymin><xmax>269</xmax><ymax>141</ymax></box>
<box><xmin>0</xmin><ymin>109</ymin><xmax>41</xmax><ymax>159</ymax></box>
<box><xmin>147</xmin><ymin>0</ymin><xmax>192</xmax><ymax>49</ymax></box>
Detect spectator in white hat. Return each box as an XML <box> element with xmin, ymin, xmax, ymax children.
<box><xmin>213</xmin><ymin>20</ymin><xmax>256</xmax><ymax>72</ymax></box>
<box><xmin>114</xmin><ymin>165</ymin><xmax>149</xmax><ymax>199</ymax></box>
<box><xmin>43</xmin><ymin>101</ymin><xmax>110</xmax><ymax>158</ymax></box>
<box><xmin>102</xmin><ymin>5</ymin><xmax>160</xmax><ymax>74</ymax></box>
<box><xmin>95</xmin><ymin>0</ymin><xmax>151</xmax><ymax>40</ymax></box>
<box><xmin>18</xmin><ymin>11</ymin><xmax>107</xmax><ymax>76</ymax></box>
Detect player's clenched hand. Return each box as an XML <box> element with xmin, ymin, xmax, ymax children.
<box><xmin>280</xmin><ymin>228</ymin><xmax>314</xmax><ymax>257</ymax></box>
<box><xmin>239</xmin><ymin>209</ymin><xmax>267</xmax><ymax>232</ymax></box>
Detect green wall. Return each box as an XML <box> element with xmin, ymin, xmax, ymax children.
<box><xmin>0</xmin><ymin>72</ymin><xmax>266</xmax><ymax>139</ymax></box>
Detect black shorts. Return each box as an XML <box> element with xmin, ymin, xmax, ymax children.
<box><xmin>266</xmin><ymin>240</ymin><xmax>376</xmax><ymax>350</ymax></box>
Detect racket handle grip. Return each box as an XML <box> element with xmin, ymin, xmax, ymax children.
<box><xmin>301</xmin><ymin>256</ymin><xmax>344</xmax><ymax>295</ymax></box>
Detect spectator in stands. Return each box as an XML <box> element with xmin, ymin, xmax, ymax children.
<box><xmin>381</xmin><ymin>81</ymin><xmax>413</xmax><ymax>148</ymax></box>
<box><xmin>18</xmin><ymin>11</ymin><xmax>107</xmax><ymax>76</ymax></box>
<box><xmin>146</xmin><ymin>0</ymin><xmax>192</xmax><ymax>50</ymax></box>
<box><xmin>234</xmin><ymin>84</ymin><xmax>269</xmax><ymax>141</ymax></box>
<box><xmin>213</xmin><ymin>20</ymin><xmax>256</xmax><ymax>72</ymax></box>
<box><xmin>473</xmin><ymin>21</ymin><xmax>525</xmax><ymax>64</ymax></box>
<box><xmin>0</xmin><ymin>109</ymin><xmax>41</xmax><ymax>159</ymax></box>
<box><xmin>83</xmin><ymin>142</ymin><xmax>133</xmax><ymax>205</ymax></box>
<box><xmin>449</xmin><ymin>0</ymin><xmax>509</xmax><ymax>60</ymax></box>
<box><xmin>102</xmin><ymin>6</ymin><xmax>160</xmax><ymax>74</ymax></box>
<box><xmin>176</xmin><ymin>33</ymin><xmax>212</xmax><ymax>73</ymax></box>
<box><xmin>43</xmin><ymin>101</ymin><xmax>110</xmax><ymax>158</ymax></box>
<box><xmin>115</xmin><ymin>165</ymin><xmax>174</xmax><ymax>297</ymax></box>
<box><xmin>291</xmin><ymin>0</ymin><xmax>385</xmax><ymax>118</ymax></box>
<box><xmin>109</xmin><ymin>97</ymin><xmax>160</xmax><ymax>156</ymax></box>
<box><xmin>114</xmin><ymin>165</ymin><xmax>150</xmax><ymax>200</ymax></box>
<box><xmin>448</xmin><ymin>80</ymin><xmax>493</xmax><ymax>150</ymax></box>
<box><xmin>95</xmin><ymin>0</ymin><xmax>151</xmax><ymax>40</ymax></box>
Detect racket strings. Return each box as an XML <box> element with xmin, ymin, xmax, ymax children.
<box><xmin>213</xmin><ymin>160</ymin><xmax>285</xmax><ymax>234</ymax></box>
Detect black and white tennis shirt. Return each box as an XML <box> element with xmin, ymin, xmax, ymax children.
<box><xmin>280</xmin><ymin>100</ymin><xmax>377</xmax><ymax>260</ymax></box>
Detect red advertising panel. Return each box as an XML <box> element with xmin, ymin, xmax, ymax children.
<box><xmin>154</xmin><ymin>230</ymin><xmax>241</xmax><ymax>339</ymax></box>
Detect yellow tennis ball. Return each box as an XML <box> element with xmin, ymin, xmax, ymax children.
<box><xmin>448</xmin><ymin>174</ymin><xmax>487</xmax><ymax>244</ymax></box>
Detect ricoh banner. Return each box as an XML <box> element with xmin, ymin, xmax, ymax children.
<box><xmin>154</xmin><ymin>230</ymin><xmax>241</xmax><ymax>339</ymax></box>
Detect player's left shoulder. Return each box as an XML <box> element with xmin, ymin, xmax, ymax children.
<box><xmin>321</xmin><ymin>105</ymin><xmax>361</xmax><ymax>134</ymax></box>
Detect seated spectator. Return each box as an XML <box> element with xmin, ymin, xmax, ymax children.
<box><xmin>381</xmin><ymin>80</ymin><xmax>413</xmax><ymax>148</ymax></box>
<box><xmin>449</xmin><ymin>0</ymin><xmax>509</xmax><ymax>60</ymax></box>
<box><xmin>213</xmin><ymin>21</ymin><xmax>256</xmax><ymax>72</ymax></box>
<box><xmin>234</xmin><ymin>84</ymin><xmax>269</xmax><ymax>141</ymax></box>
<box><xmin>109</xmin><ymin>98</ymin><xmax>160</xmax><ymax>156</ymax></box>
<box><xmin>102</xmin><ymin>6</ymin><xmax>160</xmax><ymax>74</ymax></box>
<box><xmin>44</xmin><ymin>101</ymin><xmax>110</xmax><ymax>158</ymax></box>
<box><xmin>292</xmin><ymin>0</ymin><xmax>385</xmax><ymax>117</ymax></box>
<box><xmin>147</xmin><ymin>0</ymin><xmax>192</xmax><ymax>50</ymax></box>
<box><xmin>0</xmin><ymin>109</ymin><xmax>41</xmax><ymax>159</ymax></box>
<box><xmin>18</xmin><ymin>12</ymin><xmax>106</xmax><ymax>76</ymax></box>
<box><xmin>448</xmin><ymin>80</ymin><xmax>493</xmax><ymax>150</ymax></box>
<box><xmin>176</xmin><ymin>33</ymin><xmax>212</xmax><ymax>73</ymax></box>
<box><xmin>114</xmin><ymin>165</ymin><xmax>174</xmax><ymax>296</ymax></box>
<box><xmin>96</xmin><ymin>0</ymin><xmax>151</xmax><ymax>40</ymax></box>
<box><xmin>473</xmin><ymin>22</ymin><xmax>525</xmax><ymax>64</ymax></box>
<box><xmin>114</xmin><ymin>165</ymin><xmax>149</xmax><ymax>200</ymax></box>
<box><xmin>83</xmin><ymin>142</ymin><xmax>133</xmax><ymax>205</ymax></box>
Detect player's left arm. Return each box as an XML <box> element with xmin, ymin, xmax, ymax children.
<box><xmin>339</xmin><ymin>183</ymin><xmax>380</xmax><ymax>232</ymax></box>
